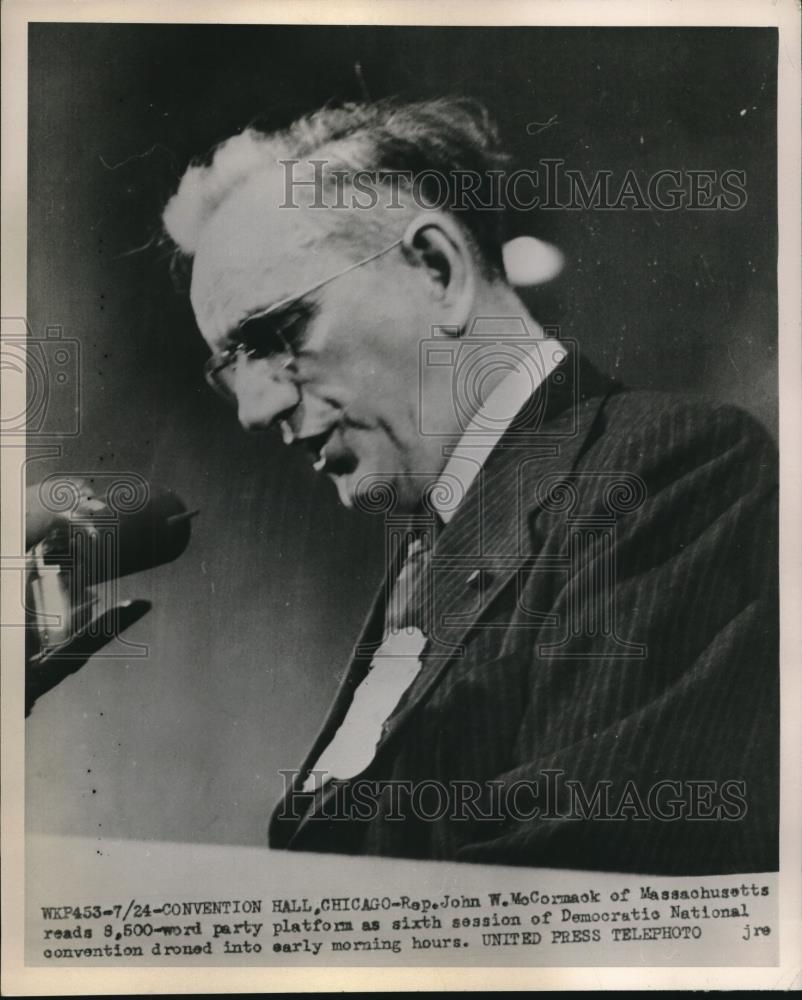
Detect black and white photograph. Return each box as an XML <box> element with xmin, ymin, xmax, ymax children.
<box><xmin>2</xmin><ymin>0</ymin><xmax>800</xmax><ymax>992</ymax></box>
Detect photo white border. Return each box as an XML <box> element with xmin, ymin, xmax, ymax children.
<box><xmin>2</xmin><ymin>0</ymin><xmax>800</xmax><ymax>992</ymax></box>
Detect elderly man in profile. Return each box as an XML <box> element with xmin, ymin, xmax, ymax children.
<box><xmin>162</xmin><ymin>98</ymin><xmax>778</xmax><ymax>874</ymax></box>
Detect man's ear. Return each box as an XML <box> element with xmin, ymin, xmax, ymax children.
<box><xmin>401</xmin><ymin>212</ymin><xmax>475</xmax><ymax>330</ymax></box>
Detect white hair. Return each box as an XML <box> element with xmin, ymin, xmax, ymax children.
<box><xmin>162</xmin><ymin>128</ymin><xmax>289</xmax><ymax>255</ymax></box>
<box><xmin>162</xmin><ymin>99</ymin><xmax>512</xmax><ymax>276</ymax></box>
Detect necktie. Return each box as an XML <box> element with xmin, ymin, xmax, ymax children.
<box><xmin>303</xmin><ymin>525</ymin><xmax>437</xmax><ymax>789</ymax></box>
<box><xmin>384</xmin><ymin>528</ymin><xmax>436</xmax><ymax>636</ymax></box>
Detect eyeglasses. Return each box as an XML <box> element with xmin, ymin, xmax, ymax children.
<box><xmin>203</xmin><ymin>236</ymin><xmax>403</xmax><ymax>404</ymax></box>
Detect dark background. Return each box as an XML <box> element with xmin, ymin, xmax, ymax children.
<box><xmin>26</xmin><ymin>24</ymin><xmax>778</xmax><ymax>845</ymax></box>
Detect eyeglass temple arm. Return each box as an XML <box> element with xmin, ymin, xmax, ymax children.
<box><xmin>246</xmin><ymin>238</ymin><xmax>404</xmax><ymax>324</ymax></box>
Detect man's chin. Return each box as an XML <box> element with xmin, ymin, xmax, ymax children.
<box><xmin>328</xmin><ymin>468</ymin><xmax>413</xmax><ymax>513</ymax></box>
<box><xmin>330</xmin><ymin>468</ymin><xmax>379</xmax><ymax>511</ymax></box>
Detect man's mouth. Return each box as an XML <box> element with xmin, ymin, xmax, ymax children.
<box><xmin>297</xmin><ymin>427</ymin><xmax>354</xmax><ymax>476</ymax></box>
<box><xmin>296</xmin><ymin>428</ymin><xmax>332</xmax><ymax>470</ymax></box>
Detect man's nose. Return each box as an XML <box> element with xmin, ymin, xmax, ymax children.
<box><xmin>235</xmin><ymin>364</ymin><xmax>299</xmax><ymax>431</ymax></box>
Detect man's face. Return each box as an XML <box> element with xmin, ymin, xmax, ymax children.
<box><xmin>190</xmin><ymin>171</ymin><xmax>455</xmax><ymax>511</ymax></box>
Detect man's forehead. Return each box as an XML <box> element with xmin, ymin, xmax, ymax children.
<box><xmin>190</xmin><ymin>169</ymin><xmax>337</xmax><ymax>338</ymax></box>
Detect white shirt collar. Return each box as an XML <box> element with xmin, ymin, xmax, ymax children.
<box><xmin>429</xmin><ymin>336</ymin><xmax>566</xmax><ymax>524</ymax></box>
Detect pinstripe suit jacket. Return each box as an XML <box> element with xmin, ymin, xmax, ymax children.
<box><xmin>269</xmin><ymin>350</ymin><xmax>779</xmax><ymax>874</ymax></box>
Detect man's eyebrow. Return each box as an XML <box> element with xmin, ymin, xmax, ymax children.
<box><xmin>239</xmin><ymin>297</ymin><xmax>313</xmax><ymax>331</ymax></box>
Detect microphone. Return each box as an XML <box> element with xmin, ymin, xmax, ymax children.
<box><xmin>25</xmin><ymin>480</ymin><xmax>197</xmax><ymax>711</ymax></box>
<box><xmin>35</xmin><ymin>487</ymin><xmax>196</xmax><ymax>583</ymax></box>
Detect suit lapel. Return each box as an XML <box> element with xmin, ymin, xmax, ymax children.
<box><xmin>373</xmin><ymin>349</ymin><xmax>619</xmax><ymax>750</ymax></box>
